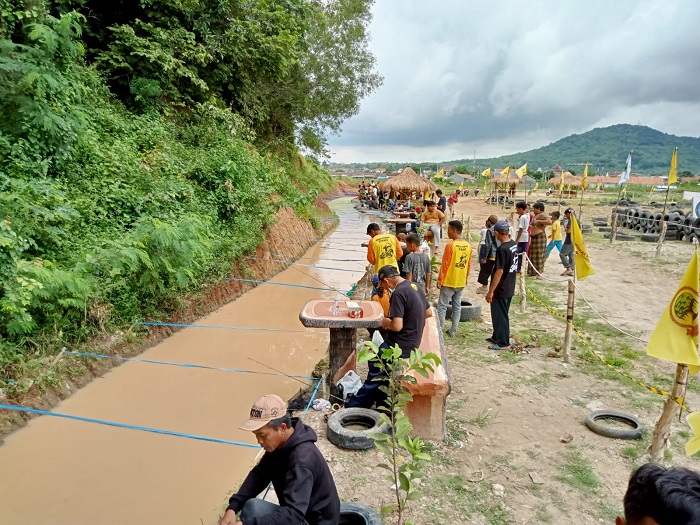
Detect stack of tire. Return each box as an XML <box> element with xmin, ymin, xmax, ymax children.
<box><xmin>592</xmin><ymin>216</ymin><xmax>609</xmax><ymax>232</ymax></box>
<box><xmin>614</xmin><ymin>207</ymin><xmax>690</xmax><ymax>242</ymax></box>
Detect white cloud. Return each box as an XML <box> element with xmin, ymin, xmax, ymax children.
<box><xmin>328</xmin><ymin>0</ymin><xmax>700</xmax><ymax>162</ymax></box>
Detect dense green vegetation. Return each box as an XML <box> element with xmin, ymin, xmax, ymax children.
<box><xmin>336</xmin><ymin>124</ymin><xmax>700</xmax><ymax>175</ymax></box>
<box><xmin>0</xmin><ymin>1</ymin><xmax>379</xmax><ymax>386</ymax></box>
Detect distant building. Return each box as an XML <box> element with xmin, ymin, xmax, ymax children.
<box><xmin>440</xmin><ymin>165</ymin><xmax>456</xmax><ymax>175</ymax></box>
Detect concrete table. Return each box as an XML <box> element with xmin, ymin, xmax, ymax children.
<box><xmin>299</xmin><ymin>300</ymin><xmax>384</xmax><ymax>400</ymax></box>
<box><xmin>392</xmin><ymin>211</ymin><xmax>413</xmax><ymax>218</ymax></box>
<box><xmin>383</xmin><ymin>217</ymin><xmax>413</xmax><ymax>236</ymax></box>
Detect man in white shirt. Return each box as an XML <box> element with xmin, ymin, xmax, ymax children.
<box><xmin>515</xmin><ymin>201</ymin><xmax>530</xmax><ymax>273</ymax></box>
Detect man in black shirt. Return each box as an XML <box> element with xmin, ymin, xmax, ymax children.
<box><xmin>486</xmin><ymin>220</ymin><xmax>518</xmax><ymax>350</ymax></box>
<box><xmin>345</xmin><ymin>265</ymin><xmax>432</xmax><ymax>409</ymax></box>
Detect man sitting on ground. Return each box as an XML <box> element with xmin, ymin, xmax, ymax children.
<box><xmin>221</xmin><ymin>394</ymin><xmax>340</xmax><ymax>525</ymax></box>
<box><xmin>345</xmin><ymin>265</ymin><xmax>432</xmax><ymax>409</ymax></box>
<box><xmin>616</xmin><ymin>463</ymin><xmax>700</xmax><ymax>525</ymax></box>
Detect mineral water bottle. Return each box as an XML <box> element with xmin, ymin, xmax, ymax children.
<box><xmin>357</xmin><ymin>338</ymin><xmax>365</xmax><ymax>352</ymax></box>
<box><xmin>331</xmin><ymin>298</ymin><xmax>340</xmax><ymax>316</ymax></box>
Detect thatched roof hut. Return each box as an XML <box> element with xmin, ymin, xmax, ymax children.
<box><xmin>489</xmin><ymin>168</ymin><xmax>524</xmax><ymax>185</ymax></box>
<box><xmin>548</xmin><ymin>171</ymin><xmax>583</xmax><ymax>187</ymax></box>
<box><xmin>381</xmin><ymin>166</ymin><xmax>437</xmax><ymax>198</ymax></box>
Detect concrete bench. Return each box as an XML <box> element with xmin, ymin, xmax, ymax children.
<box><xmin>401</xmin><ymin>309</ymin><xmax>451</xmax><ymax>441</ymax></box>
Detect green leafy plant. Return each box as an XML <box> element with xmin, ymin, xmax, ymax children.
<box><xmin>357</xmin><ymin>342</ymin><xmax>441</xmax><ymax>525</ymax></box>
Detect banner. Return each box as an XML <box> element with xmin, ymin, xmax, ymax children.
<box><xmin>646</xmin><ymin>248</ymin><xmax>700</xmax><ymax>372</ymax></box>
<box><xmin>619</xmin><ymin>153</ymin><xmax>632</xmax><ymax>184</ymax></box>
<box><xmin>570</xmin><ymin>214</ymin><xmax>595</xmax><ymax>280</ymax></box>
<box><xmin>668</xmin><ymin>147</ymin><xmax>678</xmax><ymax>185</ymax></box>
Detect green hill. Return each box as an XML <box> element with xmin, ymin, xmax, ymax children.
<box><xmin>455</xmin><ymin>125</ymin><xmax>700</xmax><ymax>175</ymax></box>
<box><xmin>335</xmin><ymin>125</ymin><xmax>700</xmax><ymax>175</ymax></box>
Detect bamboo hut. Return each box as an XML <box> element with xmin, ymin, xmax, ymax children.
<box><xmin>381</xmin><ymin>166</ymin><xmax>437</xmax><ymax>200</ymax></box>
<box><xmin>548</xmin><ymin>171</ymin><xmax>583</xmax><ymax>196</ymax></box>
<box><xmin>489</xmin><ymin>168</ymin><xmax>523</xmax><ymax>185</ymax></box>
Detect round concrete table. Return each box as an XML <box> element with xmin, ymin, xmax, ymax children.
<box><xmin>299</xmin><ymin>299</ymin><xmax>384</xmax><ymax>401</ymax></box>
<box><xmin>392</xmin><ymin>211</ymin><xmax>413</xmax><ymax>218</ymax></box>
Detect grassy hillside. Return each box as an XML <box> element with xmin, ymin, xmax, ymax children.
<box><xmin>460</xmin><ymin>124</ymin><xmax>700</xmax><ymax>174</ymax></box>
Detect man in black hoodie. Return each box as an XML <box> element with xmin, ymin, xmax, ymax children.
<box><xmin>220</xmin><ymin>394</ymin><xmax>340</xmax><ymax>525</ymax></box>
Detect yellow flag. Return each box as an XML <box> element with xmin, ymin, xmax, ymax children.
<box><xmin>570</xmin><ymin>214</ymin><xmax>595</xmax><ymax>280</ymax></box>
<box><xmin>595</xmin><ymin>181</ymin><xmax>602</xmax><ymax>191</ymax></box>
<box><xmin>582</xmin><ymin>163</ymin><xmax>588</xmax><ymax>190</ymax></box>
<box><xmin>533</xmin><ymin>182</ymin><xmax>538</xmax><ymax>191</ymax></box>
<box><xmin>685</xmin><ymin>410</ymin><xmax>700</xmax><ymax>456</ymax></box>
<box><xmin>435</xmin><ymin>169</ymin><xmax>445</xmax><ymax>179</ymax></box>
<box><xmin>501</xmin><ymin>166</ymin><xmax>510</xmax><ymax>178</ymax></box>
<box><xmin>481</xmin><ymin>167</ymin><xmax>492</xmax><ymax>178</ymax></box>
<box><xmin>559</xmin><ymin>174</ymin><xmax>564</xmax><ymax>193</ymax></box>
<box><xmin>515</xmin><ymin>163</ymin><xmax>527</xmax><ymax>179</ymax></box>
<box><xmin>459</xmin><ymin>179</ymin><xmax>464</xmax><ymax>191</ymax></box>
<box><xmin>668</xmin><ymin>147</ymin><xmax>678</xmax><ymax>185</ymax></box>
<box><xmin>646</xmin><ymin>248</ymin><xmax>700</xmax><ymax>371</ymax></box>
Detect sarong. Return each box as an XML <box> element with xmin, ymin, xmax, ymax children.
<box><xmin>527</xmin><ymin>231</ymin><xmax>547</xmax><ymax>276</ymax></box>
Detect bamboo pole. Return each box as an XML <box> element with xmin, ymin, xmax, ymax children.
<box><xmin>562</xmin><ymin>280</ymin><xmax>575</xmax><ymax>363</ymax></box>
<box><xmin>610</xmin><ymin>183</ymin><xmax>625</xmax><ymax>243</ymax></box>
<box><xmin>578</xmin><ymin>187</ymin><xmax>585</xmax><ymax>225</ymax></box>
<box><xmin>649</xmin><ymin>364</ymin><xmax>688</xmax><ymax>463</ymax></box>
<box><xmin>655</xmin><ymin>184</ymin><xmax>672</xmax><ymax>259</ymax></box>
<box><xmin>466</xmin><ymin>215</ymin><xmax>471</xmax><ymax>242</ymax></box>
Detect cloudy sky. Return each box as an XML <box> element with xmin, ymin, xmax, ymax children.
<box><xmin>327</xmin><ymin>0</ymin><xmax>700</xmax><ymax>163</ymax></box>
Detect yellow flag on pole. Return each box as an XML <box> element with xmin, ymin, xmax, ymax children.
<box><xmin>668</xmin><ymin>147</ymin><xmax>678</xmax><ymax>185</ymax></box>
<box><xmin>501</xmin><ymin>166</ymin><xmax>510</xmax><ymax>178</ymax></box>
<box><xmin>515</xmin><ymin>163</ymin><xmax>527</xmax><ymax>179</ymax></box>
<box><xmin>595</xmin><ymin>181</ymin><xmax>602</xmax><ymax>191</ymax></box>
<box><xmin>582</xmin><ymin>163</ymin><xmax>588</xmax><ymax>190</ymax></box>
<box><xmin>570</xmin><ymin>214</ymin><xmax>595</xmax><ymax>280</ymax></box>
<box><xmin>559</xmin><ymin>174</ymin><xmax>564</xmax><ymax>193</ymax></box>
<box><xmin>685</xmin><ymin>410</ymin><xmax>700</xmax><ymax>455</ymax></box>
<box><xmin>481</xmin><ymin>167</ymin><xmax>492</xmax><ymax>178</ymax></box>
<box><xmin>646</xmin><ymin>248</ymin><xmax>700</xmax><ymax>371</ymax></box>
<box><xmin>533</xmin><ymin>182</ymin><xmax>538</xmax><ymax>191</ymax></box>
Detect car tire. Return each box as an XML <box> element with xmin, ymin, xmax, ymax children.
<box><xmin>585</xmin><ymin>410</ymin><xmax>645</xmax><ymax>440</ymax></box>
<box><xmin>339</xmin><ymin>502</ymin><xmax>383</xmax><ymax>525</ymax></box>
<box><xmin>446</xmin><ymin>299</ymin><xmax>482</xmax><ymax>322</ymax></box>
<box><xmin>327</xmin><ymin>408</ymin><xmax>389</xmax><ymax>450</ymax></box>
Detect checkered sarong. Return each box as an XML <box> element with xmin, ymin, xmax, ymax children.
<box><xmin>527</xmin><ymin>231</ymin><xmax>547</xmax><ymax>276</ymax></box>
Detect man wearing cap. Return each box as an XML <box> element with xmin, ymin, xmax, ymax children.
<box><xmin>345</xmin><ymin>265</ymin><xmax>432</xmax><ymax>409</ymax></box>
<box><xmin>366</xmin><ymin>223</ymin><xmax>403</xmax><ymax>275</ymax></box>
<box><xmin>220</xmin><ymin>394</ymin><xmax>340</xmax><ymax>525</ymax></box>
<box><xmin>485</xmin><ymin>221</ymin><xmax>519</xmax><ymax>351</ymax></box>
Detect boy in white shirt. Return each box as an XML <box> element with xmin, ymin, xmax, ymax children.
<box><xmin>515</xmin><ymin>201</ymin><xmax>530</xmax><ymax>273</ymax></box>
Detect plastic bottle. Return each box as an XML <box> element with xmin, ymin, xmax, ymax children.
<box><xmin>357</xmin><ymin>338</ymin><xmax>365</xmax><ymax>352</ymax></box>
<box><xmin>332</xmin><ymin>298</ymin><xmax>340</xmax><ymax>316</ymax></box>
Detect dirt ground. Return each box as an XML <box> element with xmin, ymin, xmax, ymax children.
<box><xmin>300</xmin><ymin>192</ymin><xmax>700</xmax><ymax>525</ymax></box>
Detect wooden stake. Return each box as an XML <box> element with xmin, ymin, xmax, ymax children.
<box><xmin>562</xmin><ymin>280</ymin><xmax>575</xmax><ymax>363</ymax></box>
<box><xmin>610</xmin><ymin>183</ymin><xmax>625</xmax><ymax>243</ymax></box>
<box><xmin>466</xmin><ymin>215</ymin><xmax>471</xmax><ymax>242</ymax></box>
<box><xmin>519</xmin><ymin>264</ymin><xmax>527</xmax><ymax>313</ymax></box>
<box><xmin>649</xmin><ymin>364</ymin><xmax>688</xmax><ymax>463</ymax></box>
<box><xmin>655</xmin><ymin>185</ymin><xmax>672</xmax><ymax>259</ymax></box>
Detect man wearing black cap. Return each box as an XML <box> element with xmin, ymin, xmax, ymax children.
<box><xmin>345</xmin><ymin>265</ymin><xmax>432</xmax><ymax>409</ymax></box>
<box><xmin>485</xmin><ymin>220</ymin><xmax>518</xmax><ymax>350</ymax></box>
<box><xmin>366</xmin><ymin>223</ymin><xmax>403</xmax><ymax>275</ymax></box>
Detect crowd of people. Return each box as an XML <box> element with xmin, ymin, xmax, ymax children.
<box><xmin>217</xmin><ymin>188</ymin><xmax>700</xmax><ymax>524</ymax></box>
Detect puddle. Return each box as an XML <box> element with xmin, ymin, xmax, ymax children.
<box><xmin>0</xmin><ymin>197</ymin><xmax>374</xmax><ymax>524</ymax></box>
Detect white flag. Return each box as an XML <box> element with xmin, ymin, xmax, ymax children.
<box><xmin>619</xmin><ymin>153</ymin><xmax>631</xmax><ymax>185</ymax></box>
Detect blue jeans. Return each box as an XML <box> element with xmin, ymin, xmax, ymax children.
<box><xmin>437</xmin><ymin>286</ymin><xmax>463</xmax><ymax>335</ymax></box>
<box><xmin>240</xmin><ymin>498</ymin><xmax>308</xmax><ymax>525</ymax></box>
<box><xmin>344</xmin><ymin>342</ymin><xmax>391</xmax><ymax>409</ymax></box>
<box><xmin>546</xmin><ymin>240</ymin><xmax>563</xmax><ymax>258</ymax></box>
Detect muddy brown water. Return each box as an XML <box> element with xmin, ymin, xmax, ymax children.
<box><xmin>0</xmin><ymin>198</ymin><xmax>378</xmax><ymax>525</ymax></box>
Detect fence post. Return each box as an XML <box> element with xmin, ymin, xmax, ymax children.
<box><xmin>562</xmin><ymin>279</ymin><xmax>575</xmax><ymax>363</ymax></box>
<box><xmin>519</xmin><ymin>268</ymin><xmax>527</xmax><ymax>313</ymax></box>
<box><xmin>649</xmin><ymin>364</ymin><xmax>688</xmax><ymax>463</ymax></box>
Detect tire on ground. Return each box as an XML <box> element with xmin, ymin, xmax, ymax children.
<box><xmin>641</xmin><ymin>233</ymin><xmax>659</xmax><ymax>242</ymax></box>
<box><xmin>446</xmin><ymin>300</ymin><xmax>482</xmax><ymax>322</ymax></box>
<box><xmin>339</xmin><ymin>502</ymin><xmax>383</xmax><ymax>525</ymax></box>
<box><xmin>585</xmin><ymin>410</ymin><xmax>645</xmax><ymax>440</ymax></box>
<box><xmin>327</xmin><ymin>408</ymin><xmax>389</xmax><ymax>450</ymax></box>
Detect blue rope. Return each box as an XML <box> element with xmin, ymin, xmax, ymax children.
<box><xmin>137</xmin><ymin>322</ymin><xmax>315</xmax><ymax>334</ymax></box>
<box><xmin>224</xmin><ymin>278</ymin><xmax>336</xmax><ymax>292</ymax></box>
<box><xmin>64</xmin><ymin>351</ymin><xmax>318</xmax><ymax>382</ymax></box>
<box><xmin>0</xmin><ymin>403</ymin><xmax>260</xmax><ymax>449</ymax></box>
<box><xmin>245</xmin><ymin>258</ymin><xmax>364</xmax><ymax>273</ymax></box>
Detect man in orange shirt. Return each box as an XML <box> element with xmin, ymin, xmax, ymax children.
<box><xmin>366</xmin><ymin>223</ymin><xmax>403</xmax><ymax>275</ymax></box>
<box><xmin>436</xmin><ymin>220</ymin><xmax>472</xmax><ymax>337</ymax></box>
<box><xmin>421</xmin><ymin>201</ymin><xmax>445</xmax><ymax>252</ymax></box>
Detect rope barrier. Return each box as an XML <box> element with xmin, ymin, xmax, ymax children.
<box><xmin>64</xmin><ymin>351</ymin><xmax>319</xmax><ymax>381</ymax></box>
<box><xmin>523</xmin><ymin>282</ymin><xmax>691</xmax><ymax>412</ymax></box>
<box><xmin>0</xmin><ymin>403</ymin><xmax>261</xmax><ymax>448</ymax></box>
<box><xmin>524</xmin><ymin>256</ymin><xmax>570</xmax><ymax>283</ymax></box>
<box><xmin>224</xmin><ymin>278</ymin><xmax>340</xmax><ymax>292</ymax></box>
<box><xmin>137</xmin><ymin>321</ymin><xmax>317</xmax><ymax>334</ymax></box>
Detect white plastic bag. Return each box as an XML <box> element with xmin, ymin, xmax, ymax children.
<box><xmin>335</xmin><ymin>370</ymin><xmax>363</xmax><ymax>400</ymax></box>
<box><xmin>371</xmin><ymin>330</ymin><xmax>384</xmax><ymax>347</ymax></box>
